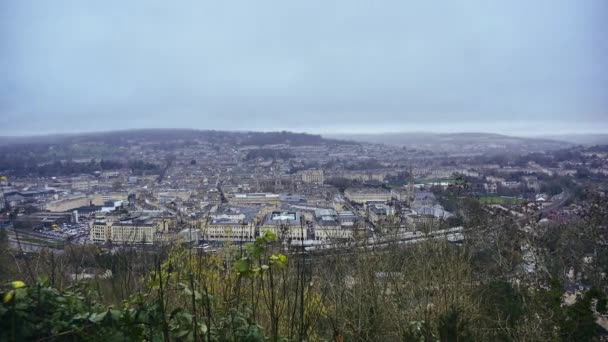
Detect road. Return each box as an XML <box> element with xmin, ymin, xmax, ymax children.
<box><xmin>540</xmin><ymin>189</ymin><xmax>572</xmax><ymax>215</ymax></box>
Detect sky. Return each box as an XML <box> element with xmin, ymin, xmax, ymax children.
<box><xmin>1</xmin><ymin>0</ymin><xmax>607</xmax><ymax>136</ymax></box>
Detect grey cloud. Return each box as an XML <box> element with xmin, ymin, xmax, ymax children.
<box><xmin>1</xmin><ymin>0</ymin><xmax>607</xmax><ymax>135</ymax></box>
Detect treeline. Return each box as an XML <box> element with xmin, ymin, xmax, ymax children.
<box><xmin>472</xmin><ymin>147</ymin><xmax>606</xmax><ymax>169</ymax></box>
<box><xmin>0</xmin><ymin>129</ymin><xmax>356</xmax><ymax>149</ymax></box>
<box><xmin>238</xmin><ymin>131</ymin><xmax>351</xmax><ymax>146</ymax></box>
<box><xmin>0</xmin><ymin>157</ymin><xmax>160</xmax><ymax>177</ymax></box>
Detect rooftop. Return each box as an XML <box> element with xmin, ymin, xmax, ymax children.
<box><xmin>265</xmin><ymin>211</ymin><xmax>300</xmax><ymax>225</ymax></box>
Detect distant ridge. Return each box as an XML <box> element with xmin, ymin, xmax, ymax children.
<box><xmin>537</xmin><ymin>134</ymin><xmax>608</xmax><ymax>146</ymax></box>
<box><xmin>324</xmin><ymin>132</ymin><xmax>573</xmax><ymax>153</ymax></box>
<box><xmin>0</xmin><ymin>128</ymin><xmax>357</xmax><ymax>147</ymax></box>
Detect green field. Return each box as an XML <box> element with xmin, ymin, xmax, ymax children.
<box><xmin>478</xmin><ymin>196</ymin><xmax>525</xmax><ymax>205</ymax></box>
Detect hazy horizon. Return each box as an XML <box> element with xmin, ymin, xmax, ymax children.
<box><xmin>1</xmin><ymin>126</ymin><xmax>607</xmax><ymax>140</ymax></box>
<box><xmin>2</xmin><ymin>1</ymin><xmax>607</xmax><ymax>135</ymax></box>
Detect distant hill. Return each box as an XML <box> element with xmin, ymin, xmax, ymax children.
<box><xmin>324</xmin><ymin>132</ymin><xmax>572</xmax><ymax>153</ymax></box>
<box><xmin>0</xmin><ymin>129</ymin><xmax>355</xmax><ymax>147</ymax></box>
<box><xmin>537</xmin><ymin>134</ymin><xmax>608</xmax><ymax>146</ymax></box>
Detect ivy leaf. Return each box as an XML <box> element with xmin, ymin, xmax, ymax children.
<box><xmin>89</xmin><ymin>311</ymin><xmax>108</xmax><ymax>323</ymax></box>
<box><xmin>3</xmin><ymin>290</ymin><xmax>14</xmax><ymax>303</ymax></box>
<box><xmin>11</xmin><ymin>281</ymin><xmax>26</xmax><ymax>289</ymax></box>
<box><xmin>110</xmin><ymin>309</ymin><xmax>121</xmax><ymax>321</ymax></box>
<box><xmin>173</xmin><ymin>329</ymin><xmax>190</xmax><ymax>338</ymax></box>
<box><xmin>72</xmin><ymin>313</ymin><xmax>87</xmax><ymax>321</ymax></box>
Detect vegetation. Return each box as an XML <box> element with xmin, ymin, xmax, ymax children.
<box><xmin>0</xmin><ymin>156</ymin><xmax>160</xmax><ymax>177</ymax></box>
<box><xmin>477</xmin><ymin>196</ymin><xmax>525</xmax><ymax>205</ymax></box>
<box><xmin>1</xmin><ymin>195</ymin><xmax>607</xmax><ymax>341</ymax></box>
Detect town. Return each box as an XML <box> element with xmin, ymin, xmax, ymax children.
<box><xmin>3</xmin><ymin>0</ymin><xmax>607</xmax><ymax>338</ymax></box>
<box><xmin>1</xmin><ymin>130</ymin><xmax>605</xmax><ymax>253</ymax></box>
<box><xmin>1</xmin><ymin>131</ymin><xmax>607</xmax><ymax>340</ymax></box>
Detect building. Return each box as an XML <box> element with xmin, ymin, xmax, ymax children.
<box><xmin>313</xmin><ymin>208</ymin><xmax>354</xmax><ymax>240</ymax></box>
<box><xmin>337</xmin><ymin>211</ymin><xmax>358</xmax><ymax>227</ymax></box>
<box><xmin>90</xmin><ymin>220</ymin><xmax>111</xmax><ymax>242</ymax></box>
<box><xmin>15</xmin><ymin>212</ymin><xmax>72</xmax><ymax>229</ymax></box>
<box><xmin>71</xmin><ymin>178</ymin><xmax>99</xmax><ymax>192</ymax></box>
<box><xmin>413</xmin><ymin>204</ymin><xmax>452</xmax><ymax>220</ymax></box>
<box><xmin>367</xmin><ymin>203</ymin><xmax>394</xmax><ymax>223</ymax></box>
<box><xmin>301</xmin><ymin>169</ymin><xmax>324</xmax><ymax>185</ymax></box>
<box><xmin>501</xmin><ymin>181</ymin><xmax>521</xmax><ymax>190</ymax></box>
<box><xmin>344</xmin><ymin>188</ymin><xmax>391</xmax><ymax>204</ymax></box>
<box><xmin>411</xmin><ymin>192</ymin><xmax>436</xmax><ymax>208</ymax></box>
<box><xmin>204</xmin><ymin>218</ymin><xmax>255</xmax><ymax>242</ymax></box>
<box><xmin>522</xmin><ymin>176</ymin><xmax>541</xmax><ymax>193</ymax></box>
<box><xmin>391</xmin><ymin>188</ymin><xmax>409</xmax><ymax>202</ymax></box>
<box><xmin>484</xmin><ymin>182</ymin><xmax>498</xmax><ymax>194</ymax></box>
<box><xmin>202</xmin><ymin>207</ymin><xmax>257</xmax><ymax>242</ymax></box>
<box><xmin>45</xmin><ymin>196</ymin><xmax>91</xmax><ymax>212</ymax></box>
<box><xmin>90</xmin><ymin>219</ymin><xmax>159</xmax><ymax>244</ymax></box>
<box><xmin>229</xmin><ymin>193</ymin><xmax>280</xmax><ymax>206</ymax></box>
<box><xmin>280</xmin><ymin>194</ymin><xmax>307</xmax><ymax>204</ymax></box>
<box><xmin>260</xmin><ymin>211</ymin><xmax>306</xmax><ymax>240</ymax></box>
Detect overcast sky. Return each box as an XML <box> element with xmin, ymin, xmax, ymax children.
<box><xmin>1</xmin><ymin>1</ymin><xmax>607</xmax><ymax>136</ymax></box>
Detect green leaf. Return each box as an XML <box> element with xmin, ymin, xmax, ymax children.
<box><xmin>173</xmin><ymin>329</ymin><xmax>190</xmax><ymax>338</ymax></box>
<box><xmin>89</xmin><ymin>311</ymin><xmax>108</xmax><ymax>323</ymax></box>
<box><xmin>3</xmin><ymin>290</ymin><xmax>14</xmax><ymax>303</ymax></box>
<box><xmin>264</xmin><ymin>230</ymin><xmax>277</xmax><ymax>242</ymax></box>
<box><xmin>148</xmin><ymin>277</ymin><xmax>160</xmax><ymax>289</ymax></box>
<box><xmin>11</xmin><ymin>281</ymin><xmax>26</xmax><ymax>289</ymax></box>
<box><xmin>235</xmin><ymin>259</ymin><xmax>250</xmax><ymax>274</ymax></box>
<box><xmin>14</xmin><ymin>288</ymin><xmax>27</xmax><ymax>300</ymax></box>
<box><xmin>72</xmin><ymin>313</ymin><xmax>87</xmax><ymax>320</ymax></box>
<box><xmin>110</xmin><ymin>309</ymin><xmax>121</xmax><ymax>321</ymax></box>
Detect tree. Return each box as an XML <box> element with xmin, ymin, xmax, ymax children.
<box><xmin>560</xmin><ymin>291</ymin><xmax>600</xmax><ymax>341</ymax></box>
<box><xmin>111</xmin><ymin>181</ymin><xmax>123</xmax><ymax>191</ymax></box>
<box><xmin>438</xmin><ymin>306</ymin><xmax>474</xmax><ymax>342</ymax></box>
